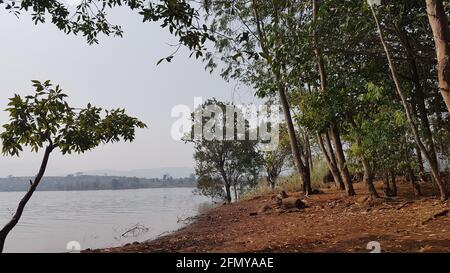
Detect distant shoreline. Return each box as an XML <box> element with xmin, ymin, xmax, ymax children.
<box><xmin>0</xmin><ymin>185</ymin><xmax>197</xmax><ymax>193</ymax></box>
<box><xmin>0</xmin><ymin>174</ymin><xmax>196</xmax><ymax>192</ymax></box>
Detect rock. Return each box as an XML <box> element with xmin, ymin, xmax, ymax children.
<box><xmin>281</xmin><ymin>197</ymin><xmax>306</xmax><ymax>210</ymax></box>
<box><xmin>274</xmin><ymin>192</ymin><xmax>288</xmax><ymax>205</ymax></box>
<box><xmin>275</xmin><ymin>191</ymin><xmax>288</xmax><ymax>201</ymax></box>
<box><xmin>301</xmin><ymin>199</ymin><xmax>310</xmax><ymax>207</ymax></box>
<box><xmin>274</xmin><ymin>196</ymin><xmax>283</xmax><ymax>207</ymax></box>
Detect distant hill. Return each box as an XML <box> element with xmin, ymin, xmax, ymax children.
<box><xmin>0</xmin><ymin>174</ymin><xmax>196</xmax><ymax>192</ymax></box>
<box><xmin>81</xmin><ymin>167</ymin><xmax>194</xmax><ymax>179</ymax></box>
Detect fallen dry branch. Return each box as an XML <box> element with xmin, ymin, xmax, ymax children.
<box><xmin>397</xmin><ymin>201</ymin><xmax>414</xmax><ymax>210</ymax></box>
<box><xmin>121</xmin><ymin>224</ymin><xmax>150</xmax><ymax>238</ymax></box>
<box><xmin>421</xmin><ymin>209</ymin><xmax>449</xmax><ymax>225</ymax></box>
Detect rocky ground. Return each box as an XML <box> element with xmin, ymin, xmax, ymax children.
<box><xmin>87</xmin><ymin>180</ymin><xmax>450</xmax><ymax>253</ymax></box>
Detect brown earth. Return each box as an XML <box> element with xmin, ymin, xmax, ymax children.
<box><xmin>87</xmin><ymin>180</ymin><xmax>450</xmax><ymax>253</ymax></box>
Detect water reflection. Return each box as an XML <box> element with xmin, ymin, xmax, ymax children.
<box><xmin>0</xmin><ymin>188</ymin><xmax>211</xmax><ymax>253</ymax></box>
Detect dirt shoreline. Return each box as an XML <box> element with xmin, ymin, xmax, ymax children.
<box><xmin>86</xmin><ymin>181</ymin><xmax>450</xmax><ymax>253</ymax></box>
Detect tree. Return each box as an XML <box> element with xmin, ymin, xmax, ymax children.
<box><xmin>1</xmin><ymin>0</ymin><xmax>212</xmax><ymax>57</ymax></box>
<box><xmin>292</xmin><ymin>0</ymin><xmax>447</xmax><ymax>200</ymax></box>
<box><xmin>204</xmin><ymin>0</ymin><xmax>313</xmax><ymax>194</ymax></box>
<box><xmin>425</xmin><ymin>0</ymin><xmax>450</xmax><ymax>112</ymax></box>
<box><xmin>194</xmin><ymin>175</ymin><xmax>226</xmax><ymax>201</ymax></box>
<box><xmin>344</xmin><ymin>82</ymin><xmax>410</xmax><ymax>199</ymax></box>
<box><xmin>185</xmin><ymin>99</ymin><xmax>262</xmax><ymax>202</ymax></box>
<box><xmin>262</xmin><ymin>125</ymin><xmax>291</xmax><ymax>189</ymax></box>
<box><xmin>0</xmin><ymin>80</ymin><xmax>146</xmax><ymax>252</ymax></box>
<box><xmin>310</xmin><ymin>0</ymin><xmax>356</xmax><ymax>196</ymax></box>
<box><xmin>369</xmin><ymin>1</ymin><xmax>448</xmax><ymax>201</ymax></box>
<box><xmin>366</xmin><ymin>0</ymin><xmax>448</xmax><ymax>193</ymax></box>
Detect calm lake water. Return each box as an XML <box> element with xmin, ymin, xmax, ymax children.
<box><xmin>0</xmin><ymin>188</ymin><xmax>211</xmax><ymax>253</ymax></box>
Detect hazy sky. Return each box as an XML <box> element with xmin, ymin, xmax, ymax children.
<box><xmin>0</xmin><ymin>7</ymin><xmax>258</xmax><ymax>177</ymax></box>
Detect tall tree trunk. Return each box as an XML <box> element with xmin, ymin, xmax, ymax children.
<box><xmin>361</xmin><ymin>156</ymin><xmax>379</xmax><ymax>199</ymax></box>
<box><xmin>251</xmin><ymin>0</ymin><xmax>312</xmax><ymax>195</ymax></box>
<box><xmin>303</xmin><ymin>131</ymin><xmax>311</xmax><ymax>175</ymax></box>
<box><xmin>325</xmin><ymin>133</ymin><xmax>340</xmax><ymax>178</ymax></box>
<box><xmin>370</xmin><ymin>5</ymin><xmax>448</xmax><ymax>201</ymax></box>
<box><xmin>312</xmin><ymin>0</ymin><xmax>355</xmax><ymax>196</ymax></box>
<box><xmin>233</xmin><ymin>184</ymin><xmax>238</xmax><ymax>201</ymax></box>
<box><xmin>415</xmin><ymin>143</ymin><xmax>426</xmax><ymax>182</ymax></box>
<box><xmin>407</xmin><ymin>168</ymin><xmax>423</xmax><ymax>197</ymax></box>
<box><xmin>384</xmin><ymin>172</ymin><xmax>391</xmax><ymax>193</ymax></box>
<box><xmin>403</xmin><ymin>136</ymin><xmax>423</xmax><ymax>197</ymax></box>
<box><xmin>426</xmin><ymin>0</ymin><xmax>450</xmax><ymax>112</ymax></box>
<box><xmin>224</xmin><ymin>183</ymin><xmax>232</xmax><ymax>203</ymax></box>
<box><xmin>325</xmin><ymin>132</ymin><xmax>345</xmax><ymax>190</ymax></box>
<box><xmin>276</xmin><ymin>82</ymin><xmax>312</xmax><ymax>195</ymax></box>
<box><xmin>220</xmin><ymin>168</ymin><xmax>232</xmax><ymax>203</ymax></box>
<box><xmin>305</xmin><ymin>133</ymin><xmax>313</xmax><ymax>171</ymax></box>
<box><xmin>0</xmin><ymin>146</ymin><xmax>53</xmax><ymax>253</ymax></box>
<box><xmin>312</xmin><ymin>0</ymin><xmax>327</xmax><ymax>89</ymax></box>
<box><xmin>391</xmin><ymin>171</ymin><xmax>398</xmax><ymax>197</ymax></box>
<box><xmin>317</xmin><ymin>134</ymin><xmax>345</xmax><ymax>190</ymax></box>
<box><xmin>330</xmin><ymin>126</ymin><xmax>356</xmax><ymax>196</ymax></box>
<box><xmin>267</xmin><ymin>176</ymin><xmax>275</xmax><ymax>189</ymax></box>
<box><xmin>411</xmin><ymin>102</ymin><xmax>426</xmax><ymax>181</ymax></box>
<box><xmin>396</xmin><ymin>24</ymin><xmax>439</xmax><ymax>173</ymax></box>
